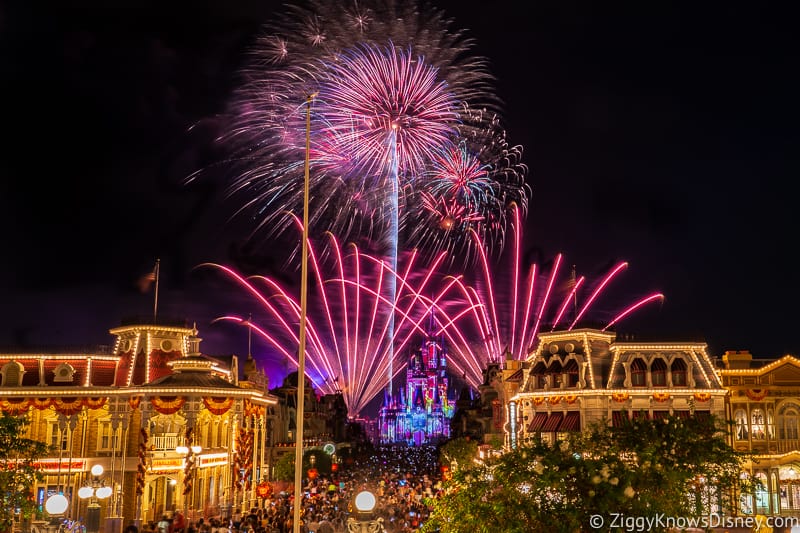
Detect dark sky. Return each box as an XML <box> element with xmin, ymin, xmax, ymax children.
<box><xmin>1</xmin><ymin>1</ymin><xmax>798</xmax><ymax>391</ymax></box>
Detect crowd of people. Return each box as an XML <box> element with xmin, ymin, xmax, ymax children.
<box><xmin>144</xmin><ymin>445</ymin><xmax>444</xmax><ymax>533</ymax></box>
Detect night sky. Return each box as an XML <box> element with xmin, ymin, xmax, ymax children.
<box><xmin>2</xmin><ymin>1</ymin><xmax>798</xmax><ymax>393</ymax></box>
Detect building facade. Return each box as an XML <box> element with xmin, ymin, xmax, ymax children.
<box><xmin>0</xmin><ymin>319</ymin><xmax>278</xmax><ymax>532</ymax></box>
<box><xmin>720</xmin><ymin>349</ymin><xmax>800</xmax><ymax>515</ymax></box>
<box><xmin>507</xmin><ymin>328</ymin><xmax>727</xmax><ymax>448</ymax></box>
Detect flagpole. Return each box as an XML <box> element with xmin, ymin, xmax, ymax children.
<box><xmin>293</xmin><ymin>93</ymin><xmax>315</xmax><ymax>533</ymax></box>
<box><xmin>153</xmin><ymin>258</ymin><xmax>161</xmax><ymax>324</ymax></box>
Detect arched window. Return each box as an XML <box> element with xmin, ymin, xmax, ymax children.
<box><xmin>651</xmin><ymin>358</ymin><xmax>667</xmax><ymax>387</ymax></box>
<box><xmin>0</xmin><ymin>361</ymin><xmax>24</xmax><ymax>387</ymax></box>
<box><xmin>631</xmin><ymin>358</ymin><xmax>647</xmax><ymax>387</ymax></box>
<box><xmin>751</xmin><ymin>408</ymin><xmax>766</xmax><ymax>440</ymax></box>
<box><xmin>734</xmin><ymin>409</ymin><xmax>748</xmax><ymax>440</ymax></box>
<box><xmin>563</xmin><ymin>360</ymin><xmax>579</xmax><ymax>387</ymax></box>
<box><xmin>779</xmin><ymin>404</ymin><xmax>800</xmax><ymax>440</ymax></box>
<box><xmin>671</xmin><ymin>358</ymin><xmax>687</xmax><ymax>386</ymax></box>
<box><xmin>767</xmin><ymin>409</ymin><xmax>775</xmax><ymax>439</ymax></box>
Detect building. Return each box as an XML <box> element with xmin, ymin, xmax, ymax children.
<box><xmin>0</xmin><ymin>318</ymin><xmax>277</xmax><ymax>532</ymax></box>
<box><xmin>719</xmin><ymin>349</ymin><xmax>800</xmax><ymax>515</ymax></box>
<box><xmin>507</xmin><ymin>328</ymin><xmax>727</xmax><ymax>449</ymax></box>
<box><xmin>378</xmin><ymin>313</ymin><xmax>455</xmax><ymax>445</ymax></box>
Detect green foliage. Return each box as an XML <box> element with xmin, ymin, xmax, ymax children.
<box><xmin>272</xmin><ymin>449</ymin><xmax>333</xmax><ymax>482</ymax></box>
<box><xmin>439</xmin><ymin>437</ymin><xmax>478</xmax><ymax>472</ymax></box>
<box><xmin>0</xmin><ymin>412</ymin><xmax>51</xmax><ymax>532</ymax></box>
<box><xmin>423</xmin><ymin>414</ymin><xmax>755</xmax><ymax>533</ymax></box>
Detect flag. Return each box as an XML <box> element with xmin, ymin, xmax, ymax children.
<box><xmin>138</xmin><ymin>262</ymin><xmax>158</xmax><ymax>293</ymax></box>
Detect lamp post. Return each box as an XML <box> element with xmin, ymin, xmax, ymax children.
<box><xmin>78</xmin><ymin>465</ymin><xmax>113</xmax><ymax>533</ymax></box>
<box><xmin>176</xmin><ymin>444</ymin><xmax>202</xmax><ymax>522</ymax></box>
<box><xmin>346</xmin><ymin>491</ymin><xmax>384</xmax><ymax>533</ymax></box>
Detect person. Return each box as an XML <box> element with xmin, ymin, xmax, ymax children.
<box><xmin>172</xmin><ymin>511</ymin><xmax>186</xmax><ymax>533</ymax></box>
<box><xmin>157</xmin><ymin>516</ymin><xmax>170</xmax><ymax>533</ymax></box>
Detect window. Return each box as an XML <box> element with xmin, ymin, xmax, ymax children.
<box><xmin>97</xmin><ymin>420</ymin><xmax>121</xmax><ymax>451</ymax></box>
<box><xmin>532</xmin><ymin>363</ymin><xmax>547</xmax><ymax>389</ymax></box>
<box><xmin>548</xmin><ymin>361</ymin><xmax>563</xmax><ymax>388</ymax></box>
<box><xmin>751</xmin><ymin>408</ymin><xmax>766</xmax><ymax>440</ymax></box>
<box><xmin>48</xmin><ymin>421</ymin><xmax>69</xmax><ymax>451</ymax></box>
<box><xmin>734</xmin><ymin>409</ymin><xmax>748</xmax><ymax>440</ymax></box>
<box><xmin>651</xmin><ymin>358</ymin><xmax>667</xmax><ymax>387</ymax></box>
<box><xmin>671</xmin><ymin>358</ymin><xmax>687</xmax><ymax>386</ymax></box>
<box><xmin>779</xmin><ymin>405</ymin><xmax>799</xmax><ymax>440</ymax></box>
<box><xmin>1</xmin><ymin>361</ymin><xmax>24</xmax><ymax>386</ymax></box>
<box><xmin>631</xmin><ymin>358</ymin><xmax>647</xmax><ymax>387</ymax></box>
<box><xmin>563</xmin><ymin>360</ymin><xmax>579</xmax><ymax>387</ymax></box>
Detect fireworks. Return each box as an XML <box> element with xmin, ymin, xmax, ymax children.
<box><xmin>444</xmin><ymin>204</ymin><xmax>665</xmax><ymax>388</ymax></box>
<box><xmin>215</xmin><ymin>0</ymin><xmax>528</xmax><ymax>261</ymax></box>
<box><xmin>203</xmin><ymin>221</ymin><xmax>474</xmax><ymax>417</ymax></box>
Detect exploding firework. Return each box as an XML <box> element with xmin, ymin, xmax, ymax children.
<box><xmin>214</xmin><ymin>0</ymin><xmax>529</xmax><ymax>261</ymax></box>
<box><xmin>443</xmin><ymin>204</ymin><xmax>666</xmax><ymax>388</ymax></box>
<box><xmin>202</xmin><ymin>221</ymin><xmax>479</xmax><ymax>417</ymax></box>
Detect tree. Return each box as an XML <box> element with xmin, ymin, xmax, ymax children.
<box><xmin>438</xmin><ymin>437</ymin><xmax>478</xmax><ymax>473</ymax></box>
<box><xmin>423</xmin><ymin>414</ymin><xmax>756</xmax><ymax>533</ymax></box>
<box><xmin>0</xmin><ymin>412</ymin><xmax>51</xmax><ymax>533</ymax></box>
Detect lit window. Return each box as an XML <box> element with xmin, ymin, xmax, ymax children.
<box><xmin>671</xmin><ymin>359</ymin><xmax>687</xmax><ymax>386</ymax></box>
<box><xmin>651</xmin><ymin>359</ymin><xmax>667</xmax><ymax>387</ymax></box>
<box><xmin>631</xmin><ymin>359</ymin><xmax>647</xmax><ymax>387</ymax></box>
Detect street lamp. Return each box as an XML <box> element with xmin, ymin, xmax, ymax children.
<box><xmin>78</xmin><ymin>465</ymin><xmax>113</xmax><ymax>533</ymax></box>
<box><xmin>176</xmin><ymin>444</ymin><xmax>202</xmax><ymax>521</ymax></box>
<box><xmin>346</xmin><ymin>490</ymin><xmax>383</xmax><ymax>533</ymax></box>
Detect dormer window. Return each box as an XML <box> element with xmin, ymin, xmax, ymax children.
<box><xmin>53</xmin><ymin>363</ymin><xmax>76</xmax><ymax>383</ymax></box>
<box><xmin>631</xmin><ymin>358</ymin><xmax>647</xmax><ymax>387</ymax></box>
<box><xmin>651</xmin><ymin>358</ymin><xmax>667</xmax><ymax>387</ymax></box>
<box><xmin>671</xmin><ymin>358</ymin><xmax>687</xmax><ymax>386</ymax></box>
<box><xmin>0</xmin><ymin>361</ymin><xmax>24</xmax><ymax>386</ymax></box>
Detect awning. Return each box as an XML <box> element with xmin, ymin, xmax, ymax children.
<box><xmin>541</xmin><ymin>412</ymin><xmax>563</xmax><ymax>432</ymax></box>
<box><xmin>559</xmin><ymin>411</ymin><xmax>580</xmax><ymax>431</ymax></box>
<box><xmin>652</xmin><ymin>411</ymin><xmax>668</xmax><ymax>420</ymax></box>
<box><xmin>528</xmin><ymin>412</ymin><xmax>547</xmax><ymax>432</ymax></box>
<box><xmin>612</xmin><ymin>411</ymin><xmax>628</xmax><ymax>427</ymax></box>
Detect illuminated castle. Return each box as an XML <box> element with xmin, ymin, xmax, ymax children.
<box><xmin>378</xmin><ymin>311</ymin><xmax>455</xmax><ymax>445</ymax></box>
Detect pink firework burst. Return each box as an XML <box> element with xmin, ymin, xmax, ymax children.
<box><xmin>202</xmin><ymin>221</ymin><xmax>477</xmax><ymax>417</ymax></box>
<box><xmin>315</xmin><ymin>42</ymin><xmax>460</xmax><ymax>178</ymax></box>
<box><xmin>442</xmin><ymin>204</ymin><xmax>665</xmax><ymax>388</ymax></box>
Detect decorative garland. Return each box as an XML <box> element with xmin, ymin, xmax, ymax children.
<box><xmin>548</xmin><ymin>395</ymin><xmax>563</xmax><ymax>405</ymax></box>
<box><xmin>136</xmin><ymin>428</ymin><xmax>148</xmax><ymax>496</ymax></box>
<box><xmin>611</xmin><ymin>392</ymin><xmax>629</xmax><ymax>403</ymax></box>
<box><xmin>564</xmin><ymin>394</ymin><xmax>578</xmax><ymax>404</ymax></box>
<box><xmin>244</xmin><ymin>399</ymin><xmax>265</xmax><ymax>418</ymax></box>
<box><xmin>745</xmin><ymin>389</ymin><xmax>768</xmax><ymax>402</ymax></box>
<box><xmin>151</xmin><ymin>396</ymin><xmax>186</xmax><ymax>415</ymax></box>
<box><xmin>183</xmin><ymin>427</ymin><xmax>194</xmax><ymax>496</ymax></box>
<box><xmin>233</xmin><ymin>427</ymin><xmax>253</xmax><ymax>493</ymax></box>
<box><xmin>203</xmin><ymin>396</ymin><xmax>234</xmax><ymax>416</ymax></box>
<box><xmin>54</xmin><ymin>397</ymin><xmax>85</xmax><ymax>415</ymax></box>
<box><xmin>652</xmin><ymin>392</ymin><xmax>671</xmax><ymax>403</ymax></box>
<box><xmin>693</xmin><ymin>392</ymin><xmax>712</xmax><ymax>403</ymax></box>
<box><xmin>532</xmin><ymin>397</ymin><xmax>546</xmax><ymax>406</ymax></box>
<box><xmin>0</xmin><ymin>396</ymin><xmax>110</xmax><ymax>414</ymax></box>
<box><xmin>0</xmin><ymin>398</ymin><xmax>31</xmax><ymax>415</ymax></box>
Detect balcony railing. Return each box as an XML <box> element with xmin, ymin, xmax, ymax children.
<box><xmin>151</xmin><ymin>435</ymin><xmax>180</xmax><ymax>451</ymax></box>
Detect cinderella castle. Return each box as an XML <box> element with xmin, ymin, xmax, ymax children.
<box><xmin>378</xmin><ymin>311</ymin><xmax>456</xmax><ymax>445</ymax></box>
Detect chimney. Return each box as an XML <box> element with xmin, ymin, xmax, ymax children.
<box><xmin>722</xmin><ymin>350</ymin><xmax>753</xmax><ymax>370</ymax></box>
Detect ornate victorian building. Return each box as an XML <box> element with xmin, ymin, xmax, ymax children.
<box><xmin>378</xmin><ymin>315</ymin><xmax>455</xmax><ymax>445</ymax></box>
<box><xmin>0</xmin><ymin>319</ymin><xmax>278</xmax><ymax>531</ymax></box>
<box><xmin>719</xmin><ymin>349</ymin><xmax>800</xmax><ymax>515</ymax></box>
<box><xmin>507</xmin><ymin>328</ymin><xmax>727</xmax><ymax>448</ymax></box>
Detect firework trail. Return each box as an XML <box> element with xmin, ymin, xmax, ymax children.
<box><xmin>444</xmin><ymin>204</ymin><xmax>665</xmax><ymax>388</ymax></box>
<box><xmin>202</xmin><ymin>219</ymin><xmax>479</xmax><ymax>417</ymax></box>
<box><xmin>214</xmin><ymin>0</ymin><xmax>529</xmax><ymax>262</ymax></box>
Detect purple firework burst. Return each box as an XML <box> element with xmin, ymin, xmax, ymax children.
<box><xmin>214</xmin><ymin>0</ymin><xmax>528</xmax><ymax>263</ymax></box>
